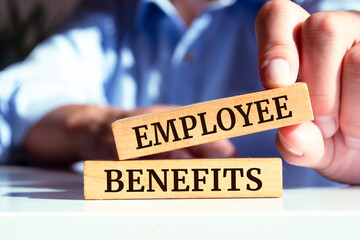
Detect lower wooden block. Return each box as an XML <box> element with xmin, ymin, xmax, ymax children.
<box><xmin>84</xmin><ymin>158</ymin><xmax>282</xmax><ymax>199</ymax></box>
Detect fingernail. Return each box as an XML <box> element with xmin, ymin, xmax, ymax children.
<box><xmin>264</xmin><ymin>59</ymin><xmax>292</xmax><ymax>87</ymax></box>
<box><xmin>207</xmin><ymin>149</ymin><xmax>238</xmax><ymax>158</ymax></box>
<box><xmin>344</xmin><ymin>136</ymin><xmax>360</xmax><ymax>151</ymax></box>
<box><xmin>207</xmin><ymin>151</ymin><xmax>226</xmax><ymax>158</ymax></box>
<box><xmin>173</xmin><ymin>150</ymin><xmax>193</xmax><ymax>159</ymax></box>
<box><xmin>278</xmin><ymin>131</ymin><xmax>303</xmax><ymax>157</ymax></box>
<box><xmin>313</xmin><ymin>116</ymin><xmax>338</xmax><ymax>138</ymax></box>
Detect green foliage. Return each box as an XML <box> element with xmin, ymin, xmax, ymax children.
<box><xmin>0</xmin><ymin>0</ymin><xmax>63</xmax><ymax>70</ymax></box>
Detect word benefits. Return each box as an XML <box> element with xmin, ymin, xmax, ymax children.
<box><xmin>112</xmin><ymin>83</ymin><xmax>313</xmax><ymax>160</ymax></box>
<box><xmin>84</xmin><ymin>159</ymin><xmax>282</xmax><ymax>199</ymax></box>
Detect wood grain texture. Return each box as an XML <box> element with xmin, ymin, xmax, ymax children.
<box><xmin>112</xmin><ymin>83</ymin><xmax>313</xmax><ymax>160</ymax></box>
<box><xmin>84</xmin><ymin>158</ymin><xmax>282</xmax><ymax>200</ymax></box>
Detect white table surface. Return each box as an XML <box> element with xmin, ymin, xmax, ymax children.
<box><xmin>1</xmin><ymin>165</ymin><xmax>360</xmax><ymax>240</ymax></box>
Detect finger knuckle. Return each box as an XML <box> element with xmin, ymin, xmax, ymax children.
<box><xmin>256</xmin><ymin>0</ymin><xmax>291</xmax><ymax>25</ymax></box>
<box><xmin>309</xmin><ymin>93</ymin><xmax>336</xmax><ymax>114</ymax></box>
<box><xmin>303</xmin><ymin>12</ymin><xmax>343</xmax><ymax>40</ymax></box>
<box><xmin>340</xmin><ymin>118</ymin><xmax>360</xmax><ymax>134</ymax></box>
<box><xmin>344</xmin><ymin>46</ymin><xmax>360</xmax><ymax>75</ymax></box>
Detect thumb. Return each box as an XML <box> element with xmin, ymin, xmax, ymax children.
<box><xmin>255</xmin><ymin>0</ymin><xmax>309</xmax><ymax>88</ymax></box>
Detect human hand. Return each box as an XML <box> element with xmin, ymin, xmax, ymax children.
<box><xmin>25</xmin><ymin>104</ymin><xmax>237</xmax><ymax>163</ymax></box>
<box><xmin>255</xmin><ymin>0</ymin><xmax>360</xmax><ymax>184</ymax></box>
<box><xmin>72</xmin><ymin>104</ymin><xmax>238</xmax><ymax>160</ymax></box>
<box><xmin>69</xmin><ymin>105</ymin><xmax>238</xmax><ymax>160</ymax></box>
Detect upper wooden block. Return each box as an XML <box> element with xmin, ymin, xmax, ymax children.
<box><xmin>112</xmin><ymin>83</ymin><xmax>313</xmax><ymax>160</ymax></box>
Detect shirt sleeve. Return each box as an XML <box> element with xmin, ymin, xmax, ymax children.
<box><xmin>298</xmin><ymin>0</ymin><xmax>360</xmax><ymax>13</ymax></box>
<box><xmin>0</xmin><ymin>9</ymin><xmax>119</xmax><ymax>163</ymax></box>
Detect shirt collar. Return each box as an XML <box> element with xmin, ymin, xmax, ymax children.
<box><xmin>137</xmin><ymin>0</ymin><xmax>239</xmax><ymax>30</ymax></box>
<box><xmin>143</xmin><ymin>0</ymin><xmax>239</xmax><ymax>12</ymax></box>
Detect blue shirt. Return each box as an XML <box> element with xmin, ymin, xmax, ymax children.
<box><xmin>1</xmin><ymin>0</ymin><xmax>358</xmax><ymax>187</ymax></box>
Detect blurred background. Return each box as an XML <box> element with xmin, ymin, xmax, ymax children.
<box><xmin>0</xmin><ymin>0</ymin><xmax>81</xmax><ymax>70</ymax></box>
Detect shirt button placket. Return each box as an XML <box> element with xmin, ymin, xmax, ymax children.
<box><xmin>184</xmin><ymin>51</ymin><xmax>195</xmax><ymax>63</ymax></box>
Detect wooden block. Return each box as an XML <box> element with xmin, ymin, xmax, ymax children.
<box><xmin>112</xmin><ymin>83</ymin><xmax>313</xmax><ymax>160</ymax></box>
<box><xmin>84</xmin><ymin>158</ymin><xmax>282</xmax><ymax>200</ymax></box>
